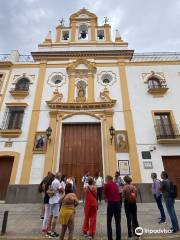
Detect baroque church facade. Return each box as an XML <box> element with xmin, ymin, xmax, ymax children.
<box><xmin>0</xmin><ymin>9</ymin><xmax>180</xmax><ymax>202</ymax></box>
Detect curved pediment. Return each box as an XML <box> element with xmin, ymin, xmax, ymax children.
<box><xmin>70</xmin><ymin>8</ymin><xmax>97</xmax><ymax>21</ymax></box>
<box><xmin>66</xmin><ymin>58</ymin><xmax>96</xmax><ymax>74</ymax></box>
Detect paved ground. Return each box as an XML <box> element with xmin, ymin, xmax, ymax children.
<box><xmin>0</xmin><ymin>202</ymin><xmax>180</xmax><ymax>239</ymax></box>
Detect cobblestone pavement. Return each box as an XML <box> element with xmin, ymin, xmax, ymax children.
<box><xmin>0</xmin><ymin>202</ymin><xmax>180</xmax><ymax>239</ymax></box>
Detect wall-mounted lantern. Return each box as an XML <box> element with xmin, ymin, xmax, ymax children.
<box><xmin>109</xmin><ymin>126</ymin><xmax>115</xmax><ymax>144</ymax></box>
<box><xmin>46</xmin><ymin>126</ymin><xmax>52</xmax><ymax>142</ymax></box>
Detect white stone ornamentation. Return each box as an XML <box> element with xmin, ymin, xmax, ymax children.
<box><xmin>142</xmin><ymin>71</ymin><xmax>166</xmax><ymax>84</ymax></box>
<box><xmin>47</xmin><ymin>72</ymin><xmax>66</xmax><ymax>87</ymax></box>
<box><xmin>97</xmin><ymin>71</ymin><xmax>117</xmax><ymax>86</ymax></box>
<box><xmin>12</xmin><ymin>74</ymin><xmax>34</xmax><ymax>85</ymax></box>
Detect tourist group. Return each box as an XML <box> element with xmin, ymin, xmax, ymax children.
<box><xmin>38</xmin><ymin>170</ymin><xmax>179</xmax><ymax>239</ymax></box>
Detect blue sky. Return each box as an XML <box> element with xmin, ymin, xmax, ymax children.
<box><xmin>0</xmin><ymin>0</ymin><xmax>180</xmax><ymax>54</ymax></box>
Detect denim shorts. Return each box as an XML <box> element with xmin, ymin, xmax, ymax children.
<box><xmin>49</xmin><ymin>203</ymin><xmax>59</xmax><ymax>217</ymax></box>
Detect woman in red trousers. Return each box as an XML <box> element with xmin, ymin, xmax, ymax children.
<box><xmin>82</xmin><ymin>176</ymin><xmax>97</xmax><ymax>239</ymax></box>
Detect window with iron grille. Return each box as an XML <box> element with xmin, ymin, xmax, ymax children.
<box><xmin>148</xmin><ymin>77</ymin><xmax>162</xmax><ymax>89</ymax></box>
<box><xmin>148</xmin><ymin>77</ymin><xmax>167</xmax><ymax>89</ymax></box>
<box><xmin>1</xmin><ymin>107</ymin><xmax>25</xmax><ymax>130</ymax></box>
<box><xmin>154</xmin><ymin>112</ymin><xmax>174</xmax><ymax>138</ymax></box>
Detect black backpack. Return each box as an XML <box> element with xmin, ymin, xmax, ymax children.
<box><xmin>169</xmin><ymin>182</ymin><xmax>178</xmax><ymax>199</ymax></box>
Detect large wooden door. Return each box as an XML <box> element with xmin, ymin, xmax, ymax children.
<box><xmin>60</xmin><ymin>123</ymin><xmax>103</xmax><ymax>198</ymax></box>
<box><xmin>0</xmin><ymin>156</ymin><xmax>14</xmax><ymax>200</ymax></box>
<box><xmin>162</xmin><ymin>156</ymin><xmax>180</xmax><ymax>199</ymax></box>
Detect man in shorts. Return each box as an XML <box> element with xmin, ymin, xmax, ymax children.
<box><xmin>47</xmin><ymin>172</ymin><xmax>64</xmax><ymax>238</ymax></box>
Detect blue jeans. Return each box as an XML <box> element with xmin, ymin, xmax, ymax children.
<box><xmin>154</xmin><ymin>194</ymin><xmax>166</xmax><ymax>221</ymax></box>
<box><xmin>165</xmin><ymin>197</ymin><xmax>179</xmax><ymax>231</ymax></box>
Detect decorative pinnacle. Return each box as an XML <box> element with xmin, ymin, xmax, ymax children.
<box><xmin>46</xmin><ymin>30</ymin><xmax>52</xmax><ymax>40</ymax></box>
<box><xmin>115</xmin><ymin>29</ymin><xmax>121</xmax><ymax>39</ymax></box>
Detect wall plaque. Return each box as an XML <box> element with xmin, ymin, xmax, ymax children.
<box><xmin>4</xmin><ymin>141</ymin><xmax>13</xmax><ymax>147</ymax></box>
<box><xmin>141</xmin><ymin>151</ymin><xmax>151</xmax><ymax>159</ymax></box>
<box><xmin>143</xmin><ymin>161</ymin><xmax>153</xmax><ymax>169</ymax></box>
<box><xmin>118</xmin><ymin>160</ymin><xmax>130</xmax><ymax>175</ymax></box>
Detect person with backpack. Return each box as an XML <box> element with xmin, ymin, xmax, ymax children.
<box><xmin>151</xmin><ymin>172</ymin><xmax>166</xmax><ymax>224</ymax></box>
<box><xmin>160</xmin><ymin>171</ymin><xmax>179</xmax><ymax>233</ymax></box>
<box><xmin>123</xmin><ymin>175</ymin><xmax>140</xmax><ymax>239</ymax></box>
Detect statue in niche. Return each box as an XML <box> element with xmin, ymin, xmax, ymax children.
<box><xmin>76</xmin><ymin>80</ymin><xmax>87</xmax><ymax>102</ymax></box>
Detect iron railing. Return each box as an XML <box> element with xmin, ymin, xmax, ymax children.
<box><xmin>154</xmin><ymin>124</ymin><xmax>180</xmax><ymax>140</ymax></box>
<box><xmin>10</xmin><ymin>85</ymin><xmax>29</xmax><ymax>92</ymax></box>
<box><xmin>19</xmin><ymin>55</ymin><xmax>34</xmax><ymax>62</ymax></box>
<box><xmin>148</xmin><ymin>83</ymin><xmax>168</xmax><ymax>90</ymax></box>
<box><xmin>132</xmin><ymin>52</ymin><xmax>180</xmax><ymax>62</ymax></box>
<box><xmin>0</xmin><ymin>54</ymin><xmax>34</xmax><ymax>63</ymax></box>
<box><xmin>0</xmin><ymin>54</ymin><xmax>11</xmax><ymax>61</ymax></box>
<box><xmin>1</xmin><ymin>52</ymin><xmax>180</xmax><ymax>62</ymax></box>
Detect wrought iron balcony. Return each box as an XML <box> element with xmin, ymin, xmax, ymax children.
<box><xmin>148</xmin><ymin>83</ymin><xmax>168</xmax><ymax>90</ymax></box>
<box><xmin>148</xmin><ymin>83</ymin><xmax>169</xmax><ymax>96</ymax></box>
<box><xmin>9</xmin><ymin>86</ymin><xmax>29</xmax><ymax>99</ymax></box>
<box><xmin>154</xmin><ymin>124</ymin><xmax>180</xmax><ymax>144</ymax></box>
<box><xmin>11</xmin><ymin>85</ymin><xmax>29</xmax><ymax>91</ymax></box>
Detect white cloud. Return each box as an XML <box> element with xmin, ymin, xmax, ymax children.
<box><xmin>0</xmin><ymin>0</ymin><xmax>180</xmax><ymax>53</ymax></box>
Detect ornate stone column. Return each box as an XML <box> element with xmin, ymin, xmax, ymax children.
<box><xmin>67</xmin><ymin>75</ymin><xmax>75</xmax><ymax>102</ymax></box>
<box><xmin>88</xmin><ymin>73</ymin><xmax>95</xmax><ymax>102</ymax></box>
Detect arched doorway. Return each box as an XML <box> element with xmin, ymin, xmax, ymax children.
<box><xmin>59</xmin><ymin>122</ymin><xmax>103</xmax><ymax>199</ymax></box>
<box><xmin>0</xmin><ymin>156</ymin><xmax>14</xmax><ymax>200</ymax></box>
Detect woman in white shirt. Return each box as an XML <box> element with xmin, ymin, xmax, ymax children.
<box><xmin>94</xmin><ymin>171</ymin><xmax>104</xmax><ymax>204</ymax></box>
